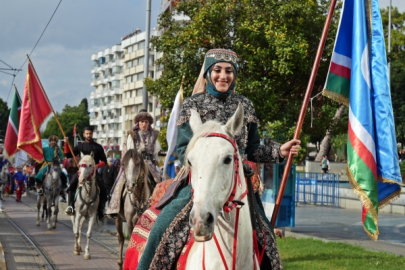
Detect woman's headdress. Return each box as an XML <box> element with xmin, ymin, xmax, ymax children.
<box><xmin>192</xmin><ymin>49</ymin><xmax>238</xmax><ymax>97</ymax></box>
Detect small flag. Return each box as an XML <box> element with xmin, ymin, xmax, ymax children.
<box><xmin>73</xmin><ymin>124</ymin><xmax>77</xmax><ymax>137</ymax></box>
<box><xmin>4</xmin><ymin>88</ymin><xmax>22</xmax><ymax>157</ymax></box>
<box><xmin>17</xmin><ymin>62</ymin><xmax>53</xmax><ymax>162</ymax></box>
<box><xmin>323</xmin><ymin>0</ymin><xmax>402</xmax><ymax>240</ymax></box>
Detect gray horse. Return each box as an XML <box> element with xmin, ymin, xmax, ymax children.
<box><xmin>71</xmin><ymin>152</ymin><xmax>99</xmax><ymax>260</ymax></box>
<box><xmin>113</xmin><ymin>148</ymin><xmax>152</xmax><ymax>270</ymax></box>
<box><xmin>38</xmin><ymin>147</ymin><xmax>62</xmax><ymax>230</ymax></box>
<box><xmin>0</xmin><ymin>162</ymin><xmax>9</xmax><ymax>200</ymax></box>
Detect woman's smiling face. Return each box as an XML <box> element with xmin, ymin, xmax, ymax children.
<box><xmin>210</xmin><ymin>62</ymin><xmax>235</xmax><ymax>93</ymax></box>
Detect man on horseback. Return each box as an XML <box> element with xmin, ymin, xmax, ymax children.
<box><xmin>124</xmin><ymin>49</ymin><xmax>300</xmax><ymax>270</ymax></box>
<box><xmin>106</xmin><ymin>109</ymin><xmax>161</xmax><ymax>219</ymax></box>
<box><xmin>64</xmin><ymin>126</ymin><xmax>108</xmax><ymax>221</ymax></box>
<box><xmin>34</xmin><ymin>135</ymin><xmax>67</xmax><ymax>202</ymax></box>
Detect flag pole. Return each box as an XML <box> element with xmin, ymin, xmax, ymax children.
<box><xmin>26</xmin><ymin>55</ymin><xmax>79</xmax><ymax>168</ymax></box>
<box><xmin>271</xmin><ymin>0</ymin><xmax>338</xmax><ymax>227</ymax></box>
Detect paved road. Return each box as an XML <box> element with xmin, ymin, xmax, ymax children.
<box><xmin>0</xmin><ymin>193</ymin><xmax>127</xmax><ymax>270</ymax></box>
<box><xmin>288</xmin><ymin>204</ymin><xmax>405</xmax><ymax>256</ymax></box>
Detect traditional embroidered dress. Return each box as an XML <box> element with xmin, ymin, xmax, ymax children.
<box><xmin>124</xmin><ymin>49</ymin><xmax>284</xmax><ymax>270</ymax></box>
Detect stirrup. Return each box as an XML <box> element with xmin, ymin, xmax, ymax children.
<box><xmin>65</xmin><ymin>206</ymin><xmax>74</xmax><ymax>216</ymax></box>
<box><xmin>37</xmin><ymin>188</ymin><xmax>43</xmax><ymax>195</ymax></box>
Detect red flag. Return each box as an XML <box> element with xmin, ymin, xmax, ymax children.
<box><xmin>4</xmin><ymin>89</ymin><xmax>22</xmax><ymax>157</ymax></box>
<box><xmin>73</xmin><ymin>123</ymin><xmax>77</xmax><ymax>137</ymax></box>
<box><xmin>17</xmin><ymin>62</ymin><xmax>52</xmax><ymax>162</ymax></box>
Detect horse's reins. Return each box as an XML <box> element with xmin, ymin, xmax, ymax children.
<box><xmin>191</xmin><ymin>132</ymin><xmax>248</xmax><ymax>270</ymax></box>
<box><xmin>122</xmin><ymin>161</ymin><xmax>150</xmax><ymax>216</ymax></box>
<box><xmin>77</xmin><ymin>163</ymin><xmax>97</xmax><ymax>208</ymax></box>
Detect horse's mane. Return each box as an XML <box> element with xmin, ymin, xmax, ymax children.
<box><xmin>184</xmin><ymin>120</ymin><xmax>232</xmax><ymax>171</ymax></box>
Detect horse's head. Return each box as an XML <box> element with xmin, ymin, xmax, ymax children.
<box><xmin>187</xmin><ymin>103</ymin><xmax>244</xmax><ymax>241</ymax></box>
<box><xmin>49</xmin><ymin>156</ymin><xmax>61</xmax><ymax>182</ymax></box>
<box><xmin>122</xmin><ymin>149</ymin><xmax>148</xmax><ymax>194</ymax></box>
<box><xmin>78</xmin><ymin>152</ymin><xmax>96</xmax><ymax>185</ymax></box>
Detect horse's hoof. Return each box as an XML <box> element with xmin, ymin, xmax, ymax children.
<box><xmin>40</xmin><ymin>219</ymin><xmax>43</xmax><ymax>222</ymax></box>
<box><xmin>84</xmin><ymin>254</ymin><xmax>91</xmax><ymax>260</ymax></box>
<box><xmin>47</xmin><ymin>226</ymin><xmax>52</xmax><ymax>230</ymax></box>
<box><xmin>52</xmin><ymin>225</ymin><xmax>56</xmax><ymax>229</ymax></box>
<box><xmin>74</xmin><ymin>251</ymin><xmax>80</xmax><ymax>255</ymax></box>
<box><xmin>36</xmin><ymin>222</ymin><xmax>40</xmax><ymax>226</ymax></box>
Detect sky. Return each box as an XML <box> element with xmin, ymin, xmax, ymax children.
<box><xmin>0</xmin><ymin>0</ymin><xmax>161</xmax><ymax>112</ymax></box>
<box><xmin>0</xmin><ymin>0</ymin><xmax>404</xmax><ymax>113</ymax></box>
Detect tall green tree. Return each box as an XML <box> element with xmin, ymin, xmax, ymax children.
<box><xmin>147</xmin><ymin>0</ymin><xmax>345</xmax><ymax>159</ymax></box>
<box><xmin>0</xmin><ymin>98</ymin><xmax>10</xmax><ymax>139</ymax></box>
<box><xmin>42</xmin><ymin>99</ymin><xmax>90</xmax><ymax>145</ymax></box>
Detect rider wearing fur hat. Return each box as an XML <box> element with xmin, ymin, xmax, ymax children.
<box><xmin>106</xmin><ymin>109</ymin><xmax>161</xmax><ymax>218</ymax></box>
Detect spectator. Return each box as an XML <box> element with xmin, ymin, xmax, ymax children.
<box><xmin>321</xmin><ymin>155</ymin><xmax>330</xmax><ymax>173</ymax></box>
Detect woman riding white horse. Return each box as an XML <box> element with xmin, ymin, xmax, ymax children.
<box><xmin>124</xmin><ymin>48</ymin><xmax>300</xmax><ymax>269</ymax></box>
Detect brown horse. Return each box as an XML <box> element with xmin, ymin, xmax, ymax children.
<box><xmin>114</xmin><ymin>149</ymin><xmax>153</xmax><ymax>270</ymax></box>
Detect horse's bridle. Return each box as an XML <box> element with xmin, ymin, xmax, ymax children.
<box><xmin>194</xmin><ymin>132</ymin><xmax>248</xmax><ymax>214</ymax></box>
<box><xmin>122</xmin><ymin>160</ymin><xmax>149</xmax><ymax>215</ymax></box>
<box><xmin>191</xmin><ymin>132</ymin><xmax>249</xmax><ymax>270</ymax></box>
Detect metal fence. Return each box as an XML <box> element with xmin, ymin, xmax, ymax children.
<box><xmin>295</xmin><ymin>172</ymin><xmax>340</xmax><ymax>207</ymax></box>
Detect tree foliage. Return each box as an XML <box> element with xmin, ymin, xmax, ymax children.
<box><xmin>381</xmin><ymin>7</ymin><xmax>405</xmax><ymax>146</ymax></box>
<box><xmin>0</xmin><ymin>98</ymin><xmax>10</xmax><ymax>139</ymax></box>
<box><xmin>147</xmin><ymin>0</ymin><xmax>346</xmax><ymax>157</ymax></box>
<box><xmin>42</xmin><ymin>99</ymin><xmax>90</xmax><ymax>145</ymax></box>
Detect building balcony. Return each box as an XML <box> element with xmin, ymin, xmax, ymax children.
<box><xmin>90</xmin><ymin>118</ymin><xmax>101</xmax><ymax>126</ymax></box>
<box><xmin>101</xmin><ymin>119</ymin><xmax>108</xmax><ymax>125</ymax></box>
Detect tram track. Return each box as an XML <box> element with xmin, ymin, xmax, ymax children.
<box><xmin>20</xmin><ymin>198</ymin><xmax>120</xmax><ymax>257</ymax></box>
<box><xmin>3</xmin><ymin>211</ymin><xmax>57</xmax><ymax>270</ymax></box>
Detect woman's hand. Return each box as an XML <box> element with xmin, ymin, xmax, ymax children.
<box><xmin>280</xmin><ymin>139</ymin><xmax>301</xmax><ymax>158</ymax></box>
<box><xmin>64</xmin><ymin>137</ymin><xmax>69</xmax><ymax>144</ymax></box>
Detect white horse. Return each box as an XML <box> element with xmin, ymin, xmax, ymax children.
<box><xmin>71</xmin><ymin>152</ymin><xmax>99</xmax><ymax>260</ymax></box>
<box><xmin>185</xmin><ymin>104</ymin><xmax>254</xmax><ymax>270</ymax></box>
<box><xmin>40</xmin><ymin>148</ymin><xmax>62</xmax><ymax>230</ymax></box>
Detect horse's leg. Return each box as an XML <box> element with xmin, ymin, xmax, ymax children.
<box><xmin>73</xmin><ymin>214</ymin><xmax>82</xmax><ymax>255</ymax></box>
<box><xmin>52</xmin><ymin>197</ymin><xmax>59</xmax><ymax>229</ymax></box>
<box><xmin>83</xmin><ymin>213</ymin><xmax>96</xmax><ymax>260</ymax></box>
<box><xmin>41</xmin><ymin>199</ymin><xmax>47</xmax><ymax>222</ymax></box>
<box><xmin>36</xmin><ymin>195</ymin><xmax>41</xmax><ymax>226</ymax></box>
<box><xmin>116</xmin><ymin>215</ymin><xmax>124</xmax><ymax>269</ymax></box>
<box><xmin>45</xmin><ymin>197</ymin><xmax>52</xmax><ymax>230</ymax></box>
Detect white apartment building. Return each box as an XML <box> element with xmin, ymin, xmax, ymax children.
<box><xmin>89</xmin><ymin>29</ymin><xmax>161</xmax><ymax>157</ymax></box>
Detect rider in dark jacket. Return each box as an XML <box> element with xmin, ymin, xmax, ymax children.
<box><xmin>64</xmin><ymin>126</ymin><xmax>108</xmax><ymax>221</ymax></box>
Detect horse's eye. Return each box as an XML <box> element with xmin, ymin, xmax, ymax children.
<box><xmin>224</xmin><ymin>156</ymin><xmax>232</xmax><ymax>164</ymax></box>
<box><xmin>188</xmin><ymin>160</ymin><xmax>192</xmax><ymax>167</ymax></box>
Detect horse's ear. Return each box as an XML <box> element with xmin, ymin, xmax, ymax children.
<box><xmin>122</xmin><ymin>143</ymin><xmax>127</xmax><ymax>160</ymax></box>
<box><xmin>189</xmin><ymin>109</ymin><xmax>202</xmax><ymax>133</ymax></box>
<box><xmin>80</xmin><ymin>152</ymin><xmax>84</xmax><ymax>159</ymax></box>
<box><xmin>90</xmin><ymin>151</ymin><xmax>94</xmax><ymax>158</ymax></box>
<box><xmin>224</xmin><ymin>103</ymin><xmax>244</xmax><ymax>136</ymax></box>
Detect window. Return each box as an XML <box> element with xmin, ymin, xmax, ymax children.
<box><xmin>127</xmin><ymin>61</ymin><xmax>132</xmax><ymax>69</ymax></box>
<box><xmin>139</xmin><ymin>41</ymin><xmax>145</xmax><ymax>49</ymax></box>
<box><xmin>138</xmin><ymin>56</ymin><xmax>144</xmax><ymax>65</ymax></box>
<box><xmin>148</xmin><ymin>103</ymin><xmax>152</xmax><ymax>112</ymax></box>
<box><xmin>132</xmin><ymin>74</ymin><xmax>137</xmax><ymax>82</ymax></box>
<box><xmin>126</xmin><ymin>76</ymin><xmax>131</xmax><ymax>84</ymax></box>
<box><xmin>125</xmin><ymin>91</ymin><xmax>130</xmax><ymax>99</ymax></box>
<box><xmin>137</xmin><ymin>89</ymin><xmax>143</xmax><ymax>97</ymax></box>
<box><xmin>138</xmin><ymin>72</ymin><xmax>144</xmax><ymax>81</ymax></box>
<box><xmin>128</xmin><ymin>46</ymin><xmax>133</xmax><ymax>53</ymax></box>
<box><xmin>132</xmin><ymin>90</ymin><xmax>136</xmax><ymax>97</ymax></box>
<box><xmin>133</xmin><ymin>43</ymin><xmax>139</xmax><ymax>51</ymax></box>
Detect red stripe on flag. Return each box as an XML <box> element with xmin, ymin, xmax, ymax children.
<box><xmin>348</xmin><ymin>121</ymin><xmax>378</xmax><ymax>180</ymax></box>
<box><xmin>362</xmin><ymin>205</ymin><xmax>368</xmax><ymax>223</ymax></box>
<box><xmin>330</xmin><ymin>62</ymin><xmax>351</xmax><ymax>79</ymax></box>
